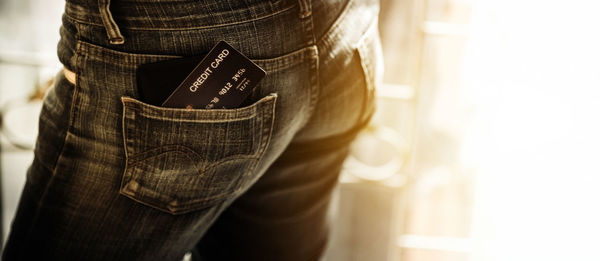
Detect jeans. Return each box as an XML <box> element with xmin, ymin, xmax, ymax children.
<box><xmin>2</xmin><ymin>0</ymin><xmax>382</xmax><ymax>260</ymax></box>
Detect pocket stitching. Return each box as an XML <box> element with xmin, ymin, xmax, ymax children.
<box><xmin>120</xmin><ymin>155</ymin><xmax>261</xmax><ymax>214</ymax></box>
<box><xmin>120</xmin><ymin>94</ymin><xmax>277</xmax><ymax>214</ymax></box>
<box><xmin>121</xmin><ymin>95</ymin><xmax>274</xmax><ymax>123</ymax></box>
<box><xmin>127</xmin><ymin>144</ymin><xmax>261</xmax><ymax>172</ymax></box>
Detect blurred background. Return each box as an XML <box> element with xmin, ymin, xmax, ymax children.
<box><xmin>2</xmin><ymin>0</ymin><xmax>600</xmax><ymax>260</ymax></box>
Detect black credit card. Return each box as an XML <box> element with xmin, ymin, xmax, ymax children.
<box><xmin>162</xmin><ymin>41</ymin><xmax>266</xmax><ymax>109</ymax></box>
<box><xmin>136</xmin><ymin>41</ymin><xmax>266</xmax><ymax>109</ymax></box>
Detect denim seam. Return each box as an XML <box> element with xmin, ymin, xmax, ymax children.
<box><xmin>120</xmin><ymin>96</ymin><xmax>275</xmax><ymax>161</ymax></box>
<box><xmin>64</xmin><ymin>4</ymin><xmax>296</xmax><ymax>31</ymax></box>
<box><xmin>127</xmin><ymin>150</ymin><xmax>203</xmax><ymax>176</ymax></box>
<box><xmin>298</xmin><ymin>0</ymin><xmax>316</xmax><ymax>46</ymax></box>
<box><xmin>135</xmin><ymin>110</ymin><xmax>257</xmax><ymax>122</ymax></box>
<box><xmin>77</xmin><ymin>40</ymin><xmax>182</xmax><ymax>66</ymax></box>
<box><xmin>126</xmin><ymin>144</ymin><xmax>260</xmax><ymax>170</ymax></box>
<box><xmin>121</xmin><ymin>95</ymin><xmax>277</xmax><ymax>121</ymax></box>
<box><xmin>126</xmin><ymin>145</ymin><xmax>205</xmax><ymax>165</ymax></box>
<box><xmin>316</xmin><ymin>0</ymin><xmax>353</xmax><ymax>47</ymax></box>
<box><xmin>304</xmin><ymin>50</ymin><xmax>320</xmax><ymax>128</ymax></box>
<box><xmin>259</xmin><ymin>94</ymin><xmax>277</xmax><ymax>157</ymax></box>
<box><xmin>51</xmin><ymin>27</ymin><xmax>83</xmax><ymax>178</ymax></box>
<box><xmin>120</xmin><ymin>97</ymin><xmax>276</xmax><ymax>214</ymax></box>
<box><xmin>256</xmin><ymin>94</ymin><xmax>275</xmax><ymax>163</ymax></box>
<box><xmin>295</xmin><ymin>0</ymin><xmax>320</xmax><ymax>129</ymax></box>
<box><xmin>18</xmin><ymin>25</ymin><xmax>84</xmax><ymax>256</ymax></box>
<box><xmin>77</xmin><ymin>39</ymin><xmax>316</xmax><ymax>72</ymax></box>
<box><xmin>254</xmin><ymin>46</ymin><xmax>316</xmax><ymax>72</ymax></box>
<box><xmin>119</xmin><ymin>186</ymin><xmax>231</xmax><ymax>215</ymax></box>
<box><xmin>121</xmin><ymin>154</ymin><xmax>261</xmax><ymax>214</ymax></box>
<box><xmin>120</xmin><ymin>96</ymin><xmax>132</xmax><ymax>207</ymax></box>
<box><xmin>231</xmin><ymin>95</ymin><xmax>276</xmax><ymax>189</ymax></box>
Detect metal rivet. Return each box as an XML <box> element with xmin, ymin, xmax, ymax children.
<box><xmin>127</xmin><ymin>181</ymin><xmax>139</xmax><ymax>192</ymax></box>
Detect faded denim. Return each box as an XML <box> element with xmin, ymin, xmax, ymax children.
<box><xmin>2</xmin><ymin>0</ymin><xmax>383</xmax><ymax>260</ymax></box>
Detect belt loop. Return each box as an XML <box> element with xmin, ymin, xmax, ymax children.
<box><xmin>298</xmin><ymin>0</ymin><xmax>312</xmax><ymax>18</ymax></box>
<box><xmin>98</xmin><ymin>0</ymin><xmax>125</xmax><ymax>44</ymax></box>
<box><xmin>297</xmin><ymin>0</ymin><xmax>315</xmax><ymax>45</ymax></box>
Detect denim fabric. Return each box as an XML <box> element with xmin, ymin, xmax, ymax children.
<box><xmin>2</xmin><ymin>0</ymin><xmax>382</xmax><ymax>260</ymax></box>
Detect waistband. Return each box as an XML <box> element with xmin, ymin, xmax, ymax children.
<box><xmin>65</xmin><ymin>0</ymin><xmax>308</xmax><ymax>44</ymax></box>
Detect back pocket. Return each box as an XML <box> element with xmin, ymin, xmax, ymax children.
<box><xmin>120</xmin><ymin>94</ymin><xmax>277</xmax><ymax>215</ymax></box>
